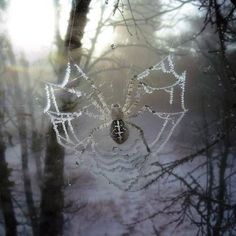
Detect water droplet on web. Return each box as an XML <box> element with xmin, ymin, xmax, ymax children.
<box><xmin>111</xmin><ymin>44</ymin><xmax>117</xmax><ymax>49</ymax></box>
<box><xmin>112</xmin><ymin>146</ymin><xmax>119</xmax><ymax>153</ymax></box>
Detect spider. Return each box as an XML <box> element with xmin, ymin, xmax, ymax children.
<box><xmin>44</xmin><ymin>55</ymin><xmax>187</xmax><ymax>159</ymax></box>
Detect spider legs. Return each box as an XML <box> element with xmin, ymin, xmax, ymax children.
<box><xmin>128</xmin><ymin>104</ymin><xmax>186</xmax><ymax>153</ymax></box>
<box><xmin>123</xmin><ymin>77</ymin><xmax>135</xmax><ymax>112</ymax></box>
<box><xmin>87</xmin><ymin>121</ymin><xmax>112</xmax><ymax>156</ymax></box>
<box><xmin>73</xmin><ymin>122</ymin><xmax>110</xmax><ymax>159</ymax></box>
<box><xmin>89</xmin><ymin>121</ymin><xmax>110</xmax><ymax>138</ymax></box>
<box><xmin>123</xmin><ymin>75</ymin><xmax>142</xmax><ymax>114</ymax></box>
<box><xmin>79</xmin><ymin>104</ymin><xmax>104</xmax><ymax>120</ymax></box>
<box><xmin>73</xmin><ymin>63</ymin><xmax>111</xmax><ymax>116</ymax></box>
<box><xmin>125</xmin><ymin>82</ymin><xmax>143</xmax><ymax>117</ymax></box>
<box><xmin>126</xmin><ymin>121</ymin><xmax>150</xmax><ymax>153</ymax></box>
<box><xmin>127</xmin><ymin>104</ymin><xmax>161</xmax><ymax>119</ymax></box>
<box><xmin>123</xmin><ymin>75</ymin><xmax>143</xmax><ymax>117</ymax></box>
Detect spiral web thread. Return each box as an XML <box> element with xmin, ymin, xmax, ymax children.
<box><xmin>44</xmin><ymin>62</ymin><xmax>94</xmax><ymax>154</ymax></box>
<box><xmin>44</xmin><ymin>55</ymin><xmax>187</xmax><ymax>191</ymax></box>
<box><xmin>134</xmin><ymin>54</ymin><xmax>187</xmax><ymax>155</ymax></box>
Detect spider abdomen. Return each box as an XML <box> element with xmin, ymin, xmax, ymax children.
<box><xmin>110</xmin><ymin>119</ymin><xmax>129</xmax><ymax>144</ymax></box>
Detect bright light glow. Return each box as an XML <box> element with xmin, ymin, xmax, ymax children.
<box><xmin>82</xmin><ymin>0</ymin><xmax>115</xmax><ymax>56</ymax></box>
<box><xmin>59</xmin><ymin>0</ymin><xmax>71</xmax><ymax>39</ymax></box>
<box><xmin>7</xmin><ymin>0</ymin><xmax>55</xmax><ymax>54</ymax></box>
<box><xmin>7</xmin><ymin>0</ymin><xmax>115</xmax><ymax>59</ymax></box>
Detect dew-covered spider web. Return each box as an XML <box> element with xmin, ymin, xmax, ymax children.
<box><xmin>44</xmin><ymin>55</ymin><xmax>187</xmax><ymax>191</ymax></box>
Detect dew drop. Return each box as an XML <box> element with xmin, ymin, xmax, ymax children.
<box><xmin>111</xmin><ymin>44</ymin><xmax>116</xmax><ymax>49</ymax></box>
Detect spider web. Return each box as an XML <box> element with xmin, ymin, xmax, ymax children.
<box><xmin>44</xmin><ymin>55</ymin><xmax>187</xmax><ymax>191</ymax></box>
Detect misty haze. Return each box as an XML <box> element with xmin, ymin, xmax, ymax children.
<box><xmin>0</xmin><ymin>0</ymin><xmax>236</xmax><ymax>235</ymax></box>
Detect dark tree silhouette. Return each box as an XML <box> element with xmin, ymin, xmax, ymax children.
<box><xmin>39</xmin><ymin>1</ymin><xmax>91</xmax><ymax>235</ymax></box>
<box><xmin>0</xmin><ymin>41</ymin><xmax>17</xmax><ymax>235</ymax></box>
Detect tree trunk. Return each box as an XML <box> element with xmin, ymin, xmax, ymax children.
<box><xmin>0</xmin><ymin>146</ymin><xmax>17</xmax><ymax>236</ymax></box>
<box><xmin>39</xmin><ymin>126</ymin><xmax>65</xmax><ymax>236</ymax></box>
<box><xmin>65</xmin><ymin>0</ymin><xmax>92</xmax><ymax>51</ymax></box>
<box><xmin>213</xmin><ymin>105</ymin><xmax>230</xmax><ymax>236</ymax></box>
<box><xmin>39</xmin><ymin>1</ymin><xmax>92</xmax><ymax>235</ymax></box>
<box><xmin>0</xmin><ymin>88</ymin><xmax>17</xmax><ymax>236</ymax></box>
<box><xmin>7</xmin><ymin>44</ymin><xmax>38</xmax><ymax>236</ymax></box>
<box><xmin>21</xmin><ymin>57</ymin><xmax>43</xmax><ymax>182</ymax></box>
